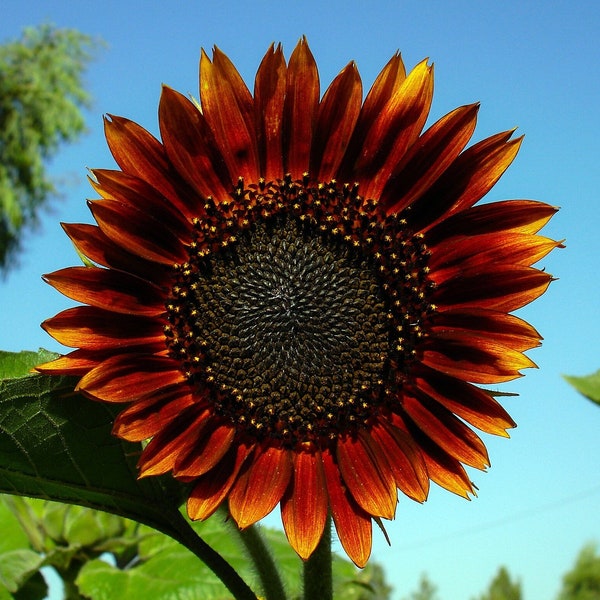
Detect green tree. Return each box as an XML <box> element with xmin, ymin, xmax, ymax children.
<box><xmin>475</xmin><ymin>566</ymin><xmax>522</xmax><ymax>600</ymax></box>
<box><xmin>0</xmin><ymin>24</ymin><xmax>100</xmax><ymax>272</ymax></box>
<box><xmin>358</xmin><ymin>563</ymin><xmax>393</xmax><ymax>600</ymax></box>
<box><xmin>402</xmin><ymin>573</ymin><xmax>439</xmax><ymax>600</ymax></box>
<box><xmin>557</xmin><ymin>543</ymin><xmax>600</xmax><ymax>600</ymax></box>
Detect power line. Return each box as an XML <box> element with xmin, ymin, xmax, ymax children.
<box><xmin>394</xmin><ymin>483</ymin><xmax>600</xmax><ymax>551</ymax></box>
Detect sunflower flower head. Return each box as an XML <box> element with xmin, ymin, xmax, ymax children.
<box><xmin>40</xmin><ymin>39</ymin><xmax>560</xmax><ymax>567</ymax></box>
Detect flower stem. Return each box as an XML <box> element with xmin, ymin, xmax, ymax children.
<box><xmin>236</xmin><ymin>522</ymin><xmax>288</xmax><ymax>600</ymax></box>
<box><xmin>303</xmin><ymin>514</ymin><xmax>332</xmax><ymax>600</ymax></box>
<box><xmin>166</xmin><ymin>508</ymin><xmax>259</xmax><ymax>600</ymax></box>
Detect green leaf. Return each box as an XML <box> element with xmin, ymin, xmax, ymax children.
<box><xmin>0</xmin><ymin>497</ymin><xmax>33</xmax><ymax>553</ymax></box>
<box><xmin>76</xmin><ymin>518</ymin><xmax>241</xmax><ymax>600</ymax></box>
<box><xmin>1</xmin><ymin>495</ymin><xmax>145</xmax><ymax>585</ymax></box>
<box><xmin>0</xmin><ymin>349</ymin><xmax>58</xmax><ymax>380</ymax></box>
<box><xmin>62</xmin><ymin>504</ymin><xmax>126</xmax><ymax>547</ymax></box>
<box><xmin>0</xmin><ymin>550</ymin><xmax>44</xmax><ymax>594</ymax></box>
<box><xmin>0</xmin><ymin>368</ymin><xmax>185</xmax><ymax>538</ymax></box>
<box><xmin>76</xmin><ymin>516</ymin><xmax>382</xmax><ymax>600</ymax></box>
<box><xmin>564</xmin><ymin>369</ymin><xmax>600</xmax><ymax>405</ymax></box>
<box><xmin>0</xmin><ymin>499</ymin><xmax>46</xmax><ymax>596</ymax></box>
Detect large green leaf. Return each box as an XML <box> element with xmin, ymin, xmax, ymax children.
<box><xmin>564</xmin><ymin>369</ymin><xmax>600</xmax><ymax>405</ymax></box>
<box><xmin>0</xmin><ymin>368</ymin><xmax>184</xmax><ymax>536</ymax></box>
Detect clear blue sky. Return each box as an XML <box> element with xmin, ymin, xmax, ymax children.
<box><xmin>1</xmin><ymin>1</ymin><xmax>599</xmax><ymax>598</ymax></box>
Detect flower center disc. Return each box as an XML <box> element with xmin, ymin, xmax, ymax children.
<box><xmin>166</xmin><ymin>177</ymin><xmax>434</xmax><ymax>447</ymax></box>
<box><xmin>194</xmin><ymin>217</ymin><xmax>389</xmax><ymax>444</ymax></box>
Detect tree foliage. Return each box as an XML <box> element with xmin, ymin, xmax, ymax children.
<box><xmin>0</xmin><ymin>24</ymin><xmax>100</xmax><ymax>272</ymax></box>
<box><xmin>402</xmin><ymin>573</ymin><xmax>439</xmax><ymax>600</ymax></box>
<box><xmin>475</xmin><ymin>566</ymin><xmax>522</xmax><ymax>600</ymax></box>
<box><xmin>557</xmin><ymin>544</ymin><xmax>600</xmax><ymax>600</ymax></box>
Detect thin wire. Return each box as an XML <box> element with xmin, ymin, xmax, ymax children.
<box><xmin>394</xmin><ymin>482</ymin><xmax>600</xmax><ymax>551</ymax></box>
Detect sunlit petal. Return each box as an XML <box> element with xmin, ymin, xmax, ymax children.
<box><xmin>281</xmin><ymin>449</ymin><xmax>328</xmax><ymax>559</ymax></box>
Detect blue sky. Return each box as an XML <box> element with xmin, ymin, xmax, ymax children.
<box><xmin>1</xmin><ymin>1</ymin><xmax>599</xmax><ymax>598</ymax></box>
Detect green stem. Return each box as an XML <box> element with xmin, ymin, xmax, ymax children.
<box><xmin>303</xmin><ymin>514</ymin><xmax>332</xmax><ymax>600</ymax></box>
<box><xmin>236</xmin><ymin>522</ymin><xmax>288</xmax><ymax>600</ymax></box>
<box><xmin>166</xmin><ymin>508</ymin><xmax>259</xmax><ymax>600</ymax></box>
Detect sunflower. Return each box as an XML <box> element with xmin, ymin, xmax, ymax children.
<box><xmin>39</xmin><ymin>39</ymin><xmax>560</xmax><ymax>567</ymax></box>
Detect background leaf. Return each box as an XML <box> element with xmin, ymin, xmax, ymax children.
<box><xmin>77</xmin><ymin>516</ymin><xmax>252</xmax><ymax>600</ymax></box>
<box><xmin>0</xmin><ymin>349</ymin><xmax>58</xmax><ymax>380</ymax></box>
<box><xmin>0</xmin><ymin>499</ymin><xmax>46</xmax><ymax>597</ymax></box>
<box><xmin>564</xmin><ymin>369</ymin><xmax>600</xmax><ymax>405</ymax></box>
<box><xmin>76</xmin><ymin>514</ymin><xmax>388</xmax><ymax>600</ymax></box>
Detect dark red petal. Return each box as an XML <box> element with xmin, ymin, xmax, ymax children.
<box><xmin>283</xmin><ymin>37</ymin><xmax>319</xmax><ymax>178</ymax></box>
<box><xmin>422</xmin><ymin>330</ymin><xmax>536</xmax><ymax>384</ymax></box>
<box><xmin>413</xmin><ymin>368</ymin><xmax>516</xmax><ymax>436</ymax></box>
<box><xmin>90</xmin><ymin>168</ymin><xmax>193</xmax><ymax>233</ymax></box>
<box><xmin>44</xmin><ymin>266</ymin><xmax>166</xmax><ymax>316</ymax></box>
<box><xmin>356</xmin><ymin>52</ymin><xmax>406</xmax><ymax>131</ymax></box>
<box><xmin>60</xmin><ymin>223</ymin><xmax>170</xmax><ymax>284</ymax></box>
<box><xmin>431</xmin><ymin>265</ymin><xmax>553</xmax><ymax>312</ymax></box>
<box><xmin>445</xmin><ymin>132</ymin><xmax>523</xmax><ymax>216</ymax></box>
<box><xmin>417</xmin><ymin>435</ymin><xmax>475</xmax><ymax>498</ymax></box>
<box><xmin>336</xmin><ymin>434</ymin><xmax>397</xmax><ymax>520</ymax></box>
<box><xmin>311</xmin><ymin>62</ymin><xmax>362</xmax><ymax>182</ymax></box>
<box><xmin>353</xmin><ymin>60</ymin><xmax>434</xmax><ymax>200</ymax></box>
<box><xmin>370</xmin><ymin>420</ymin><xmax>429</xmax><ymax>502</ymax></box>
<box><xmin>429</xmin><ymin>232</ymin><xmax>561</xmax><ymax>282</ymax></box>
<box><xmin>229</xmin><ymin>445</ymin><xmax>292</xmax><ymax>528</ymax></box>
<box><xmin>42</xmin><ymin>306</ymin><xmax>164</xmax><ymax>350</ymax></box>
<box><xmin>254</xmin><ymin>43</ymin><xmax>287</xmax><ymax>181</ymax></box>
<box><xmin>408</xmin><ymin>131</ymin><xmax>522</xmax><ymax>232</ymax></box>
<box><xmin>200</xmin><ymin>47</ymin><xmax>259</xmax><ymax>182</ymax></box>
<box><xmin>425</xmin><ymin>200</ymin><xmax>559</xmax><ymax>245</ymax></box>
<box><xmin>323</xmin><ymin>449</ymin><xmax>372</xmax><ymax>568</ymax></box>
<box><xmin>402</xmin><ymin>393</ymin><xmax>489</xmax><ymax>470</ymax></box>
<box><xmin>339</xmin><ymin>52</ymin><xmax>406</xmax><ymax>179</ymax></box>
<box><xmin>104</xmin><ymin>115</ymin><xmax>194</xmax><ymax>216</ymax></box>
<box><xmin>88</xmin><ymin>200</ymin><xmax>187</xmax><ymax>265</ymax></box>
<box><xmin>173</xmin><ymin>422</ymin><xmax>236</xmax><ymax>480</ymax></box>
<box><xmin>112</xmin><ymin>385</ymin><xmax>198</xmax><ymax>441</ymax></box>
<box><xmin>281</xmin><ymin>449</ymin><xmax>328</xmax><ymax>560</ymax></box>
<box><xmin>382</xmin><ymin>103</ymin><xmax>479</xmax><ymax>211</ymax></box>
<box><xmin>76</xmin><ymin>354</ymin><xmax>184</xmax><ymax>402</ymax></box>
<box><xmin>187</xmin><ymin>441</ymin><xmax>254</xmax><ymax>521</ymax></box>
<box><xmin>159</xmin><ymin>86</ymin><xmax>232</xmax><ymax>201</ymax></box>
<box><xmin>429</xmin><ymin>308</ymin><xmax>542</xmax><ymax>352</ymax></box>
<box><xmin>137</xmin><ymin>406</ymin><xmax>211</xmax><ymax>477</ymax></box>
